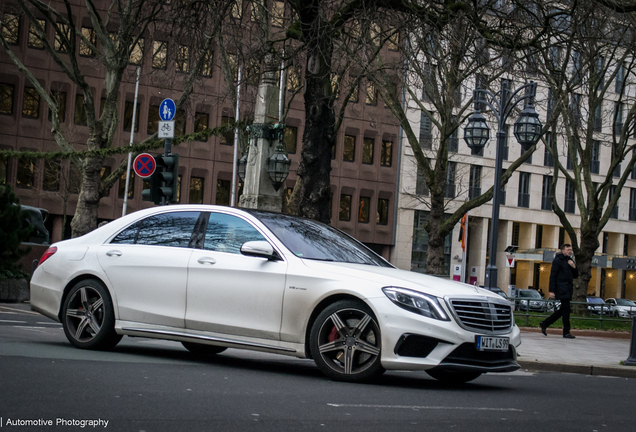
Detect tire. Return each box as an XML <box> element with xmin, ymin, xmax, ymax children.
<box><xmin>426</xmin><ymin>370</ymin><xmax>482</xmax><ymax>384</ymax></box>
<box><xmin>309</xmin><ymin>299</ymin><xmax>385</xmax><ymax>382</ymax></box>
<box><xmin>61</xmin><ymin>279</ymin><xmax>122</xmax><ymax>350</ymax></box>
<box><xmin>181</xmin><ymin>341</ymin><xmax>227</xmax><ymax>356</ymax></box>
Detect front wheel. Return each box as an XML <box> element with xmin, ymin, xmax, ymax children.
<box><xmin>309</xmin><ymin>300</ymin><xmax>385</xmax><ymax>382</ymax></box>
<box><xmin>426</xmin><ymin>370</ymin><xmax>482</xmax><ymax>384</ymax></box>
<box><xmin>61</xmin><ymin>279</ymin><xmax>122</xmax><ymax>350</ymax></box>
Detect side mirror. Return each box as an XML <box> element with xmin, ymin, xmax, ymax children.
<box><xmin>240</xmin><ymin>241</ymin><xmax>280</xmax><ymax>261</ymax></box>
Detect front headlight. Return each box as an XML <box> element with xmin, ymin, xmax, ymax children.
<box><xmin>382</xmin><ymin>287</ymin><xmax>449</xmax><ymax>321</ymax></box>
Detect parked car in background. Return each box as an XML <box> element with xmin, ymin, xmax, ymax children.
<box><xmin>29</xmin><ymin>205</ymin><xmax>521</xmax><ymax>384</ymax></box>
<box><xmin>586</xmin><ymin>296</ymin><xmax>612</xmax><ymax>316</ymax></box>
<box><xmin>515</xmin><ymin>289</ymin><xmax>547</xmax><ymax>312</ymax></box>
<box><xmin>488</xmin><ymin>287</ymin><xmax>515</xmax><ymax>308</ymax></box>
<box><xmin>605</xmin><ymin>298</ymin><xmax>636</xmax><ymax>318</ymax></box>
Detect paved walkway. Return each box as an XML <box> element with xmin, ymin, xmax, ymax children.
<box><xmin>517</xmin><ymin>328</ymin><xmax>636</xmax><ymax>378</ymax></box>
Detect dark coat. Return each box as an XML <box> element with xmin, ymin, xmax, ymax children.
<box><xmin>549</xmin><ymin>253</ymin><xmax>579</xmax><ymax>300</ymax></box>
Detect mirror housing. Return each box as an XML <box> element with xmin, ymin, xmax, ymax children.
<box><xmin>240</xmin><ymin>241</ymin><xmax>280</xmax><ymax>260</ymax></box>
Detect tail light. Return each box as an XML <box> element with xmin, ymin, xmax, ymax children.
<box><xmin>38</xmin><ymin>246</ymin><xmax>58</xmax><ymax>267</ymax></box>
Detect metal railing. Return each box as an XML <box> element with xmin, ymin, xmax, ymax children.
<box><xmin>515</xmin><ymin>299</ymin><xmax>635</xmax><ymax>330</ymax></box>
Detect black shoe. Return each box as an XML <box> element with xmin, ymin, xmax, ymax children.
<box><xmin>563</xmin><ymin>333</ymin><xmax>576</xmax><ymax>339</ymax></box>
<box><xmin>539</xmin><ymin>322</ymin><xmax>547</xmax><ymax>336</ymax></box>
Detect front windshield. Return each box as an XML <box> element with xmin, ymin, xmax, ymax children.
<box><xmin>249</xmin><ymin>211</ymin><xmax>392</xmax><ymax>267</ymax></box>
<box><xmin>520</xmin><ymin>290</ymin><xmax>541</xmax><ymax>298</ymax></box>
<box><xmin>587</xmin><ymin>297</ymin><xmax>604</xmax><ymax>304</ymax></box>
<box><xmin>616</xmin><ymin>299</ymin><xmax>636</xmax><ymax>306</ymax></box>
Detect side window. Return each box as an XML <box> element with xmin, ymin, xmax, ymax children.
<box><xmin>111</xmin><ymin>212</ymin><xmax>200</xmax><ymax>247</ymax></box>
<box><xmin>204</xmin><ymin>213</ymin><xmax>266</xmax><ymax>254</ymax></box>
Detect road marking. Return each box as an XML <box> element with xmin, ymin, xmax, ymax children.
<box><xmin>328</xmin><ymin>404</ymin><xmax>522</xmax><ymax>412</ymax></box>
<box><xmin>0</xmin><ymin>319</ymin><xmax>27</xmax><ymax>324</ymax></box>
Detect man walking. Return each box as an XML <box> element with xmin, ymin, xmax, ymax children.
<box><xmin>540</xmin><ymin>244</ymin><xmax>578</xmax><ymax>339</ymax></box>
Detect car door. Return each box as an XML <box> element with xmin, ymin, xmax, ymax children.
<box><xmin>185</xmin><ymin>212</ymin><xmax>287</xmax><ymax>340</ymax></box>
<box><xmin>97</xmin><ymin>211</ymin><xmax>201</xmax><ymax>328</ymax></box>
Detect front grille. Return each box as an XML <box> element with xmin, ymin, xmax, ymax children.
<box><xmin>449</xmin><ymin>299</ymin><xmax>513</xmax><ymax>333</ymax></box>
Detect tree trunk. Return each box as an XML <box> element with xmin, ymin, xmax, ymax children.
<box><xmin>296</xmin><ymin>10</ymin><xmax>334</xmax><ymax>224</ymax></box>
<box><xmin>572</xmin><ymin>228</ymin><xmax>600</xmax><ymax>314</ymax></box>
<box><xmin>70</xmin><ymin>155</ymin><xmax>105</xmax><ymax>238</ymax></box>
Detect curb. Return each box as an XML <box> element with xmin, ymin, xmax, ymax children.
<box><xmin>518</xmin><ymin>361</ymin><xmax>636</xmax><ymax>379</ymax></box>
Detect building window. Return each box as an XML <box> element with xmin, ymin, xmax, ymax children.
<box><xmin>230</xmin><ymin>1</ymin><xmax>242</xmax><ymax>19</ymax></box>
<box><xmin>566</xmin><ymin>143</ymin><xmax>576</xmax><ymax>170</ymax></box>
<box><xmin>615</xmin><ymin>62</ymin><xmax>625</xmax><ymax>93</ymax></box>
<box><xmin>543</xmin><ymin>132</ymin><xmax>554</xmax><ymax>167</ymax></box>
<box><xmin>74</xmin><ymin>94</ymin><xmax>87</xmax><ymax>125</ymax></box>
<box><xmin>500</xmin><ymin>168</ymin><xmax>507</xmax><ymax>206</ymax></box>
<box><xmin>48</xmin><ymin>90</ymin><xmax>67</xmax><ymax>122</ymax></box>
<box><xmin>362</xmin><ymin>138</ymin><xmax>374</xmax><ymax>164</ymax></box>
<box><xmin>518</xmin><ymin>172</ymin><xmax>530</xmax><ymax>208</ymax></box>
<box><xmin>54</xmin><ymin>23</ymin><xmax>70</xmax><ymax>52</ymax></box>
<box><xmin>118</xmin><ymin>172</ymin><xmax>134</xmax><ymax>198</ymax></box>
<box><xmin>2</xmin><ymin>13</ymin><xmax>20</xmax><ymax>45</ymax></box>
<box><xmin>0</xmin><ymin>83</ymin><xmax>15</xmax><ymax>115</ymax></box>
<box><xmin>380</xmin><ymin>140</ymin><xmax>392</xmax><ymax>166</ymax></box>
<box><xmin>612</xmin><ymin>149</ymin><xmax>621</xmax><ymax>178</ymax></box>
<box><xmin>123</xmin><ymin>101</ymin><xmax>140</xmax><ymax>132</ymax></box>
<box><xmin>152</xmin><ymin>41</ymin><xmax>167</xmax><ymax>69</ymax></box>
<box><xmin>42</xmin><ymin>159</ymin><xmax>61</xmax><ymax>191</ymax></box>
<box><xmin>0</xmin><ymin>157</ymin><xmax>7</xmax><ymax>184</ymax></box>
<box><xmin>547</xmin><ymin>88</ymin><xmax>555</xmax><ymax>121</ymax></box>
<box><xmin>339</xmin><ymin>194</ymin><xmax>352</xmax><ymax>221</ymax></box>
<box><xmin>68</xmin><ymin>162</ymin><xmax>81</xmax><ymax>194</ymax></box>
<box><xmin>285</xmin><ymin>125</ymin><xmax>298</xmax><ymax>154</ymax></box>
<box><xmin>175</xmin><ymin>109</ymin><xmax>185</xmax><ymax>136</ymax></box>
<box><xmin>412</xmin><ymin>210</ymin><xmax>451</xmax><ymax>275</ymax></box>
<box><xmin>228</xmin><ymin>53</ymin><xmax>239</xmax><ymax>82</ymax></box>
<box><xmin>570</xmin><ymin>93</ymin><xmax>582</xmax><ymax>127</ymax></box>
<box><xmin>469</xmin><ymin>165</ymin><xmax>481</xmax><ymax>199</ymax></box>
<box><xmin>147</xmin><ymin>105</ymin><xmax>159</xmax><ymax>134</ymax></box>
<box><xmin>129</xmin><ymin>38</ymin><xmax>144</xmax><ymax>65</ymax></box>
<box><xmin>419</xmin><ymin>112</ymin><xmax>432</xmax><ymax>149</ymax></box>
<box><xmin>22</xmin><ymin>87</ymin><xmax>40</xmax><ymax>118</ymax></box>
<box><xmin>194</xmin><ymin>112</ymin><xmax>209</xmax><ymax>141</ymax></box>
<box><xmin>215</xmin><ymin>179</ymin><xmax>230</xmax><ymax>206</ymax></box>
<box><xmin>596</xmin><ymin>56</ymin><xmax>605</xmax><ymax>90</ymax></box>
<box><xmin>377</xmin><ymin>198</ymin><xmax>389</xmax><ymax>225</ymax></box>
<box><xmin>220</xmin><ymin>116</ymin><xmax>234</xmax><ymax>145</ymax></box>
<box><xmin>365</xmin><ymin>81</ymin><xmax>378</xmax><ymax>106</ymax></box>
<box><xmin>586</xmin><ymin>140</ymin><xmax>600</xmax><ymax>175</ymax></box>
<box><xmin>629</xmin><ymin>188</ymin><xmax>636</xmax><ymax>222</ymax></box>
<box><xmin>287</xmin><ymin>65</ymin><xmax>301</xmax><ymax>92</ymax></box>
<box><xmin>349</xmin><ymin>80</ymin><xmax>359</xmax><ymax>103</ymax></box>
<box><xmin>200</xmin><ymin>50</ymin><xmax>214</xmax><ymax>77</ymax></box>
<box><xmin>28</xmin><ymin>19</ymin><xmax>46</xmax><ymax>49</ymax></box>
<box><xmin>445</xmin><ymin>162</ymin><xmax>456</xmax><ymax>198</ymax></box>
<box><xmin>594</xmin><ymin>102</ymin><xmax>603</xmax><ymax>132</ymax></box>
<box><xmin>609</xmin><ymin>185</ymin><xmax>619</xmax><ymax>219</ymax></box>
<box><xmin>614</xmin><ymin>102</ymin><xmax>623</xmax><ymax>135</ymax></box>
<box><xmin>358</xmin><ymin>196</ymin><xmax>370</xmax><ymax>223</ymax></box>
<box><xmin>16</xmin><ymin>159</ymin><xmax>35</xmax><ymax>188</ymax></box>
<box><xmin>565</xmin><ymin>180</ymin><xmax>576</xmax><ymax>214</ymax></box>
<box><xmin>79</xmin><ymin>27</ymin><xmax>96</xmax><ymax>57</ymax></box>
<box><xmin>272</xmin><ymin>1</ymin><xmax>285</xmax><ymax>27</ymax></box>
<box><xmin>176</xmin><ymin>45</ymin><xmax>189</xmax><ymax>73</ymax></box>
<box><xmin>449</xmin><ymin>119</ymin><xmax>459</xmax><ymax>153</ymax></box>
<box><xmin>189</xmin><ymin>177</ymin><xmax>205</xmax><ymax>204</ymax></box>
<box><xmin>343</xmin><ymin>135</ymin><xmax>355</xmax><ymax>162</ymax></box>
<box><xmin>387</xmin><ymin>31</ymin><xmax>399</xmax><ymax>51</ymax></box>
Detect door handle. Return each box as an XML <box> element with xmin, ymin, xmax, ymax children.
<box><xmin>197</xmin><ymin>257</ymin><xmax>216</xmax><ymax>265</ymax></box>
<box><xmin>106</xmin><ymin>250</ymin><xmax>122</xmax><ymax>257</ymax></box>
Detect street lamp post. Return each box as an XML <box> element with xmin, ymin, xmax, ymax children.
<box><xmin>464</xmin><ymin>81</ymin><xmax>543</xmax><ymax>290</ymax></box>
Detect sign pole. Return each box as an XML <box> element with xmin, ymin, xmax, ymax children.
<box><xmin>122</xmin><ymin>66</ymin><xmax>141</xmax><ymax>216</ymax></box>
<box><xmin>158</xmin><ymin>98</ymin><xmax>176</xmax><ymax>206</ymax></box>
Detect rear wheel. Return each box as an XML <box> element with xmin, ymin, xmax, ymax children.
<box><xmin>181</xmin><ymin>341</ymin><xmax>227</xmax><ymax>356</ymax></box>
<box><xmin>61</xmin><ymin>279</ymin><xmax>122</xmax><ymax>350</ymax></box>
<box><xmin>426</xmin><ymin>370</ymin><xmax>482</xmax><ymax>384</ymax></box>
<box><xmin>310</xmin><ymin>300</ymin><xmax>384</xmax><ymax>382</ymax></box>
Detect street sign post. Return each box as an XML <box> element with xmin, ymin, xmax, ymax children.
<box><xmin>133</xmin><ymin>153</ymin><xmax>157</xmax><ymax>178</ymax></box>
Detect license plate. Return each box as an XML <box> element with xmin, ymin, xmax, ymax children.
<box><xmin>475</xmin><ymin>336</ymin><xmax>509</xmax><ymax>352</ymax></box>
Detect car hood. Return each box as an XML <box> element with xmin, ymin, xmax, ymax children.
<box><xmin>301</xmin><ymin>260</ymin><xmax>500</xmax><ymax>300</ymax></box>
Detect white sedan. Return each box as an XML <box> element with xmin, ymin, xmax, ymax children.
<box><xmin>30</xmin><ymin>205</ymin><xmax>521</xmax><ymax>384</ymax></box>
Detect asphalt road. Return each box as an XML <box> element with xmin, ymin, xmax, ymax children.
<box><xmin>1</xmin><ymin>303</ymin><xmax>635</xmax><ymax>432</ymax></box>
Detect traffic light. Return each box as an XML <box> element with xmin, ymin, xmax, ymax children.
<box><xmin>141</xmin><ymin>153</ymin><xmax>179</xmax><ymax>204</ymax></box>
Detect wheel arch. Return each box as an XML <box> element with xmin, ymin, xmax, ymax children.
<box><xmin>304</xmin><ymin>293</ymin><xmax>373</xmax><ymax>360</ymax></box>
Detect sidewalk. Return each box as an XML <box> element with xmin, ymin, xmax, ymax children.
<box><xmin>517</xmin><ymin>328</ymin><xmax>636</xmax><ymax>378</ymax></box>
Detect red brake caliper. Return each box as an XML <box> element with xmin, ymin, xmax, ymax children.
<box><xmin>328</xmin><ymin>326</ymin><xmax>339</xmax><ymax>342</ymax></box>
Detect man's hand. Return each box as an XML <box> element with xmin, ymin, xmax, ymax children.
<box><xmin>568</xmin><ymin>260</ymin><xmax>576</xmax><ymax>268</ymax></box>
<box><xmin>549</xmin><ymin>292</ymin><xmax>555</xmax><ymax>299</ymax></box>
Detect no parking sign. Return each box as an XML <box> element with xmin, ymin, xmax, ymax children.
<box><xmin>133</xmin><ymin>153</ymin><xmax>156</xmax><ymax>178</ymax></box>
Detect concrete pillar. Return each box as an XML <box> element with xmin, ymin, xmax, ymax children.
<box><xmin>496</xmin><ymin>220</ymin><xmax>514</xmax><ymax>290</ymax></box>
<box><xmin>391</xmin><ymin>208</ymin><xmax>416</xmax><ymax>270</ymax></box>
<box><xmin>239</xmin><ymin>58</ymin><xmax>284</xmax><ymax>212</ymax></box>
<box><xmin>469</xmin><ymin>217</ymin><xmax>488</xmax><ymax>286</ymax></box>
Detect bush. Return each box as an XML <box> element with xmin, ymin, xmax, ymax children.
<box><xmin>0</xmin><ymin>185</ymin><xmax>33</xmax><ymax>280</ymax></box>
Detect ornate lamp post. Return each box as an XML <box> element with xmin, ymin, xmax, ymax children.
<box><xmin>464</xmin><ymin>81</ymin><xmax>542</xmax><ymax>290</ymax></box>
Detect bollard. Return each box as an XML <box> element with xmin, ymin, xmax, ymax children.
<box><xmin>625</xmin><ymin>316</ymin><xmax>636</xmax><ymax>366</ymax></box>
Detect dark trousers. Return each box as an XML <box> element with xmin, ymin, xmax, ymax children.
<box><xmin>543</xmin><ymin>299</ymin><xmax>571</xmax><ymax>335</ymax></box>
